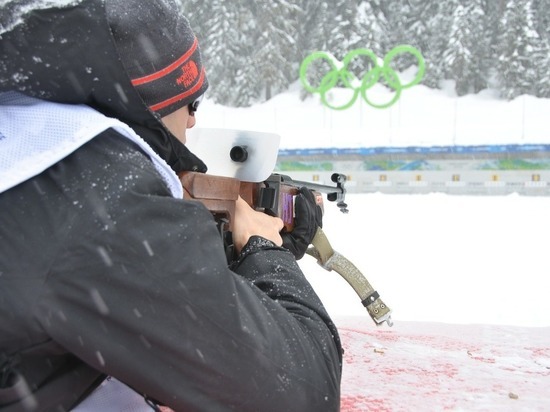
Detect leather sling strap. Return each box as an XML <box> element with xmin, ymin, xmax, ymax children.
<box><xmin>307</xmin><ymin>227</ymin><xmax>393</xmax><ymax>327</ymax></box>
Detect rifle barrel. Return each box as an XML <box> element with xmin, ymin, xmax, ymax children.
<box><xmin>289</xmin><ymin>179</ymin><xmax>344</xmax><ymax>195</ymax></box>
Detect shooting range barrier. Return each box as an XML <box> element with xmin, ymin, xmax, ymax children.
<box><xmin>276</xmin><ymin>144</ymin><xmax>550</xmax><ymax>196</ymax></box>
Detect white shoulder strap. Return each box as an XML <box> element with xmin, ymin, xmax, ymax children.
<box><xmin>0</xmin><ymin>92</ymin><xmax>182</xmax><ymax>197</ymax></box>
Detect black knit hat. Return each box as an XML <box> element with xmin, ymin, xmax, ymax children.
<box><xmin>106</xmin><ymin>0</ymin><xmax>208</xmax><ymax>118</ymax></box>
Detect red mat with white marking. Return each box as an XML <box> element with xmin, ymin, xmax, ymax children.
<box><xmin>337</xmin><ymin>317</ymin><xmax>550</xmax><ymax>411</ymax></box>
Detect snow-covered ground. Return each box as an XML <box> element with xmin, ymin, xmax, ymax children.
<box><xmin>197</xmin><ymin>82</ymin><xmax>550</xmax><ymax>411</ymax></box>
<box><xmin>303</xmin><ymin>192</ymin><xmax>550</xmax><ymax>328</ymax></box>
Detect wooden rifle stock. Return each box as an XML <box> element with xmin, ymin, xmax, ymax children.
<box><xmin>178</xmin><ymin>171</ymin><xmax>301</xmax><ymax>232</ymax></box>
<box><xmin>178</xmin><ymin>172</ymin><xmax>347</xmax><ymax>232</ymax></box>
<box><xmin>178</xmin><ymin>172</ymin><xmax>241</xmax><ymax>231</ymax></box>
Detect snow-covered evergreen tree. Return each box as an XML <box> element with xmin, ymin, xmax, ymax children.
<box><xmin>323</xmin><ymin>0</ymin><xmax>361</xmax><ymax>59</ymax></box>
<box><xmin>443</xmin><ymin>1</ymin><xmax>489</xmax><ymax>95</ymax></box>
<box><xmin>246</xmin><ymin>0</ymin><xmax>299</xmax><ymax>102</ymax></box>
<box><xmin>531</xmin><ymin>0</ymin><xmax>550</xmax><ymax>97</ymax></box>
<box><xmin>535</xmin><ymin>38</ymin><xmax>550</xmax><ymax>97</ymax></box>
<box><xmin>293</xmin><ymin>1</ymin><xmax>329</xmax><ymax>58</ymax></box>
<box><xmin>357</xmin><ymin>0</ymin><xmax>388</xmax><ymax>55</ymax></box>
<box><xmin>532</xmin><ymin>0</ymin><xmax>550</xmax><ymax>41</ymax></box>
<box><xmin>496</xmin><ymin>0</ymin><xmax>541</xmax><ymax>99</ymax></box>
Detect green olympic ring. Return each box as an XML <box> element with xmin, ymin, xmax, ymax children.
<box><xmin>299</xmin><ymin>45</ymin><xmax>425</xmax><ymax>110</ymax></box>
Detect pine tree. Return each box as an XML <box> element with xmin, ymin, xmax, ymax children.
<box><xmin>384</xmin><ymin>0</ymin><xmax>412</xmax><ymax>47</ymax></box>
<box><xmin>357</xmin><ymin>0</ymin><xmax>388</xmax><ymax>56</ymax></box>
<box><xmin>323</xmin><ymin>0</ymin><xmax>361</xmax><ymax>59</ymax></box>
<box><xmin>443</xmin><ymin>1</ymin><xmax>489</xmax><ymax>95</ymax></box>
<box><xmin>532</xmin><ymin>0</ymin><xmax>550</xmax><ymax>41</ymax></box>
<box><xmin>245</xmin><ymin>0</ymin><xmax>299</xmax><ymax>102</ymax></box>
<box><xmin>293</xmin><ymin>1</ymin><xmax>328</xmax><ymax>58</ymax></box>
<box><xmin>496</xmin><ymin>0</ymin><xmax>541</xmax><ymax>99</ymax></box>
<box><xmin>531</xmin><ymin>0</ymin><xmax>550</xmax><ymax>97</ymax></box>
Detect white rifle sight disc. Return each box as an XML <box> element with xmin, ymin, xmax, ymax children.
<box><xmin>186</xmin><ymin>128</ymin><xmax>281</xmax><ymax>182</ymax></box>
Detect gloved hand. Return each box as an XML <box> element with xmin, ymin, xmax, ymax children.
<box><xmin>282</xmin><ymin>187</ymin><xmax>323</xmax><ymax>260</ymax></box>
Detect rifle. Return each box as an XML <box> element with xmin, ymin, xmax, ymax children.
<box><xmin>178</xmin><ymin>170</ymin><xmax>393</xmax><ymax>327</ymax></box>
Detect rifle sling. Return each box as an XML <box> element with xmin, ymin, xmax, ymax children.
<box><xmin>307</xmin><ymin>228</ymin><xmax>393</xmax><ymax>327</ymax></box>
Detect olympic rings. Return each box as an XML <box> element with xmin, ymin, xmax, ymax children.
<box><xmin>299</xmin><ymin>45</ymin><xmax>425</xmax><ymax>109</ymax></box>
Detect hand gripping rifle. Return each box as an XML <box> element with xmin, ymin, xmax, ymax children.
<box><xmin>180</xmin><ymin>129</ymin><xmax>393</xmax><ymax>327</ymax></box>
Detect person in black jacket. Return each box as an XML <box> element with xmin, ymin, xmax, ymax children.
<box><xmin>0</xmin><ymin>1</ymin><xmax>342</xmax><ymax>411</ymax></box>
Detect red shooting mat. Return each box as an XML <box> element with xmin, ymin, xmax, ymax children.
<box><xmin>336</xmin><ymin>317</ymin><xmax>550</xmax><ymax>411</ymax></box>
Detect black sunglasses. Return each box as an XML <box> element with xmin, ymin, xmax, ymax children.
<box><xmin>188</xmin><ymin>94</ymin><xmax>204</xmax><ymax>115</ymax></box>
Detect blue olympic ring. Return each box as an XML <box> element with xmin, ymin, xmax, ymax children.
<box><xmin>299</xmin><ymin>45</ymin><xmax>425</xmax><ymax>109</ymax></box>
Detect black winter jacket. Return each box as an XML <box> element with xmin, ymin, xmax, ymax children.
<box><xmin>0</xmin><ymin>1</ymin><xmax>342</xmax><ymax>411</ymax></box>
<box><xmin>0</xmin><ymin>128</ymin><xmax>342</xmax><ymax>411</ymax></box>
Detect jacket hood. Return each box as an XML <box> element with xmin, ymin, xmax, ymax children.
<box><xmin>0</xmin><ymin>0</ymin><xmax>207</xmax><ymax>173</ymax></box>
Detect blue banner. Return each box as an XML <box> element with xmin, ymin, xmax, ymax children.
<box><xmin>278</xmin><ymin>144</ymin><xmax>550</xmax><ymax>158</ymax></box>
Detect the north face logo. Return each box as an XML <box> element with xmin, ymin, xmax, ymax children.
<box><xmin>176</xmin><ymin>61</ymin><xmax>199</xmax><ymax>88</ymax></box>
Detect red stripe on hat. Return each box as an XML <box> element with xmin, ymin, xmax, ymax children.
<box><xmin>148</xmin><ymin>68</ymin><xmax>206</xmax><ymax>112</ymax></box>
<box><xmin>130</xmin><ymin>37</ymin><xmax>199</xmax><ymax>86</ymax></box>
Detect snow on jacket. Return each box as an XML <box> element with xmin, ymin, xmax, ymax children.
<box><xmin>0</xmin><ymin>0</ymin><xmax>342</xmax><ymax>411</ymax></box>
